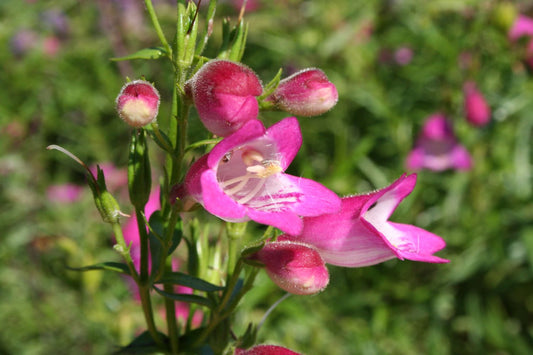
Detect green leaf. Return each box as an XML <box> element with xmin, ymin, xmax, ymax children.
<box><xmin>113</xmin><ymin>330</ymin><xmax>168</xmax><ymax>354</ymax></box>
<box><xmin>67</xmin><ymin>262</ymin><xmax>131</xmax><ymax>275</ymax></box>
<box><xmin>155</xmin><ymin>272</ymin><xmax>224</xmax><ymax>292</ymax></box>
<box><xmin>152</xmin><ymin>286</ymin><xmax>215</xmax><ymax>308</ymax></box>
<box><xmin>110</xmin><ymin>47</ymin><xmax>167</xmax><ymax>61</ymax></box>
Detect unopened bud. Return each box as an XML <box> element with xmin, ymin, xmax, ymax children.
<box><xmin>186</xmin><ymin>59</ymin><xmax>263</xmax><ymax>136</ymax></box>
<box><xmin>116</xmin><ymin>80</ymin><xmax>160</xmax><ymax>128</ymax></box>
<box><xmin>463</xmin><ymin>82</ymin><xmax>491</xmax><ymax>127</ymax></box>
<box><xmin>267</xmin><ymin>68</ymin><xmax>338</xmax><ymax>117</ymax></box>
<box><xmin>235</xmin><ymin>345</ymin><xmax>302</xmax><ymax>355</ymax></box>
<box><xmin>250</xmin><ymin>241</ymin><xmax>329</xmax><ymax>295</ymax></box>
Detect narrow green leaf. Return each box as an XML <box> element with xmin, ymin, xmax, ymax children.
<box><xmin>153</xmin><ymin>286</ymin><xmax>215</xmax><ymax>308</ymax></box>
<box><xmin>111</xmin><ymin>47</ymin><xmax>167</xmax><ymax>61</ymax></box>
<box><xmin>67</xmin><ymin>262</ymin><xmax>131</xmax><ymax>275</ymax></box>
<box><xmin>156</xmin><ymin>272</ymin><xmax>224</xmax><ymax>292</ymax></box>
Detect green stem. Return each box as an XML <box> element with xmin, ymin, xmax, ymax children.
<box><xmin>144</xmin><ymin>0</ymin><xmax>172</xmax><ymax>58</ymax></box>
<box><xmin>164</xmin><ymin>259</ymin><xmax>179</xmax><ymax>354</ymax></box>
<box><xmin>111</xmin><ymin>222</ymin><xmax>139</xmax><ymax>282</ymax></box>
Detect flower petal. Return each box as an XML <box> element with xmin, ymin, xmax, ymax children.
<box><xmin>285</xmin><ymin>175</ymin><xmax>341</xmax><ymax>216</ymax></box>
<box><xmin>389</xmin><ymin>223</ymin><xmax>449</xmax><ymax>263</ymax></box>
<box><xmin>200</xmin><ymin>169</ymin><xmax>247</xmax><ymax>221</ymax></box>
<box><xmin>247</xmin><ymin>209</ymin><xmax>303</xmax><ymax>235</ymax></box>
<box><xmin>265</xmin><ymin>117</ymin><xmax>302</xmax><ymax>169</ymax></box>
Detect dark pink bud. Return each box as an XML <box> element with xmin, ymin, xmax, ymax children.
<box><xmin>463</xmin><ymin>82</ymin><xmax>491</xmax><ymax>127</ymax></box>
<box><xmin>251</xmin><ymin>241</ymin><xmax>329</xmax><ymax>295</ymax></box>
<box><xmin>268</xmin><ymin>68</ymin><xmax>338</xmax><ymax>117</ymax></box>
<box><xmin>116</xmin><ymin>80</ymin><xmax>160</xmax><ymax>128</ymax></box>
<box><xmin>235</xmin><ymin>344</ymin><xmax>302</xmax><ymax>355</ymax></box>
<box><xmin>187</xmin><ymin>59</ymin><xmax>263</xmax><ymax>137</ymax></box>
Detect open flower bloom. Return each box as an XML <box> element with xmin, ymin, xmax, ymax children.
<box><xmin>235</xmin><ymin>344</ymin><xmax>302</xmax><ymax>355</ymax></box>
<box><xmin>184</xmin><ymin>117</ymin><xmax>341</xmax><ymax>235</ymax></box>
<box><xmin>406</xmin><ymin>113</ymin><xmax>472</xmax><ymax>171</ymax></box>
<box><xmin>463</xmin><ymin>81</ymin><xmax>491</xmax><ymax>127</ymax></box>
<box><xmin>187</xmin><ymin>59</ymin><xmax>263</xmax><ymax>137</ymax></box>
<box><xmin>281</xmin><ymin>174</ymin><xmax>449</xmax><ymax>267</ymax></box>
<box><xmin>249</xmin><ymin>240</ymin><xmax>329</xmax><ymax>295</ymax></box>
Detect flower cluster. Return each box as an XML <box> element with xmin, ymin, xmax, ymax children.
<box><xmin>182</xmin><ymin>60</ymin><xmax>448</xmax><ymax>296</ymax></box>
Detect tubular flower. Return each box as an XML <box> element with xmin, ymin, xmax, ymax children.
<box><xmin>463</xmin><ymin>81</ymin><xmax>491</xmax><ymax>127</ymax></box>
<box><xmin>406</xmin><ymin>113</ymin><xmax>472</xmax><ymax>172</ymax></box>
<box><xmin>116</xmin><ymin>80</ymin><xmax>160</xmax><ymax>128</ymax></box>
<box><xmin>186</xmin><ymin>59</ymin><xmax>263</xmax><ymax>137</ymax></box>
<box><xmin>282</xmin><ymin>174</ymin><xmax>449</xmax><ymax>267</ymax></box>
<box><xmin>184</xmin><ymin>117</ymin><xmax>341</xmax><ymax>235</ymax></box>
<box><xmin>249</xmin><ymin>240</ymin><xmax>329</xmax><ymax>295</ymax></box>
<box><xmin>235</xmin><ymin>345</ymin><xmax>302</xmax><ymax>355</ymax></box>
<box><xmin>266</xmin><ymin>68</ymin><xmax>338</xmax><ymax>117</ymax></box>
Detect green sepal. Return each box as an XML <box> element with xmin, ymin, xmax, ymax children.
<box><xmin>110</xmin><ymin>47</ymin><xmax>167</xmax><ymax>61</ymax></box>
<box><xmin>113</xmin><ymin>330</ymin><xmax>169</xmax><ymax>354</ymax></box>
<box><xmin>153</xmin><ymin>286</ymin><xmax>215</xmax><ymax>308</ymax></box>
<box><xmin>66</xmin><ymin>262</ymin><xmax>131</xmax><ymax>275</ymax></box>
<box><xmin>195</xmin><ymin>0</ymin><xmax>217</xmax><ymax>57</ymax></box>
<box><xmin>176</xmin><ymin>0</ymin><xmax>198</xmax><ymax>68</ymax></box>
<box><xmin>91</xmin><ymin>166</ymin><xmax>123</xmax><ymax>224</ymax></box>
<box><xmin>128</xmin><ymin>129</ymin><xmax>152</xmax><ymax>209</ymax></box>
<box><xmin>155</xmin><ymin>272</ymin><xmax>224</xmax><ymax>292</ymax></box>
<box><xmin>235</xmin><ymin>323</ymin><xmax>258</xmax><ymax>350</ymax></box>
<box><xmin>258</xmin><ymin>68</ymin><xmax>283</xmax><ymax>101</ymax></box>
<box><xmin>218</xmin><ymin>18</ymin><xmax>249</xmax><ymax>61</ymax></box>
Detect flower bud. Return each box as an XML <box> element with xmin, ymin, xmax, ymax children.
<box><xmin>235</xmin><ymin>345</ymin><xmax>302</xmax><ymax>355</ymax></box>
<box><xmin>267</xmin><ymin>68</ymin><xmax>338</xmax><ymax>117</ymax></box>
<box><xmin>463</xmin><ymin>82</ymin><xmax>491</xmax><ymax>127</ymax></box>
<box><xmin>116</xmin><ymin>80</ymin><xmax>160</xmax><ymax>128</ymax></box>
<box><xmin>187</xmin><ymin>59</ymin><xmax>263</xmax><ymax>136</ymax></box>
<box><xmin>250</xmin><ymin>241</ymin><xmax>329</xmax><ymax>295</ymax></box>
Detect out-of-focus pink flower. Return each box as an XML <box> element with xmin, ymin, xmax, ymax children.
<box><xmin>231</xmin><ymin>0</ymin><xmax>261</xmax><ymax>12</ymax></box>
<box><xmin>266</xmin><ymin>68</ymin><xmax>338</xmax><ymax>117</ymax></box>
<box><xmin>406</xmin><ymin>113</ymin><xmax>472</xmax><ymax>171</ymax></box>
<box><xmin>282</xmin><ymin>174</ymin><xmax>449</xmax><ymax>267</ymax></box>
<box><xmin>184</xmin><ymin>117</ymin><xmax>341</xmax><ymax>235</ymax></box>
<box><xmin>463</xmin><ymin>81</ymin><xmax>491</xmax><ymax>127</ymax></box>
<box><xmin>394</xmin><ymin>46</ymin><xmax>413</xmax><ymax>66</ymax></box>
<box><xmin>235</xmin><ymin>344</ymin><xmax>302</xmax><ymax>355</ymax></box>
<box><xmin>249</xmin><ymin>240</ymin><xmax>329</xmax><ymax>295</ymax></box>
<box><xmin>186</xmin><ymin>59</ymin><xmax>263</xmax><ymax>137</ymax></box>
<box><xmin>116</xmin><ymin>80</ymin><xmax>160</xmax><ymax>128</ymax></box>
<box><xmin>47</xmin><ymin>183</ymin><xmax>84</xmax><ymax>204</ymax></box>
<box><xmin>42</xmin><ymin>36</ymin><xmax>61</xmax><ymax>57</ymax></box>
<box><xmin>508</xmin><ymin>14</ymin><xmax>533</xmax><ymax>41</ymax></box>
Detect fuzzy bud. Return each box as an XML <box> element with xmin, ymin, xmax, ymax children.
<box><xmin>116</xmin><ymin>80</ymin><xmax>160</xmax><ymax>128</ymax></box>
<box><xmin>250</xmin><ymin>241</ymin><xmax>329</xmax><ymax>295</ymax></box>
<box><xmin>187</xmin><ymin>59</ymin><xmax>263</xmax><ymax>137</ymax></box>
<box><xmin>235</xmin><ymin>345</ymin><xmax>302</xmax><ymax>355</ymax></box>
<box><xmin>463</xmin><ymin>82</ymin><xmax>491</xmax><ymax>127</ymax></box>
<box><xmin>267</xmin><ymin>68</ymin><xmax>338</xmax><ymax>117</ymax></box>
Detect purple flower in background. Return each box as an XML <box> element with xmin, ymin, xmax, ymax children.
<box><xmin>508</xmin><ymin>14</ymin><xmax>533</xmax><ymax>41</ymax></box>
<box><xmin>406</xmin><ymin>113</ymin><xmax>472</xmax><ymax>171</ymax></box>
<box><xmin>463</xmin><ymin>81</ymin><xmax>491</xmax><ymax>127</ymax></box>
<box><xmin>47</xmin><ymin>183</ymin><xmax>84</xmax><ymax>204</ymax></box>
<box><xmin>249</xmin><ymin>240</ymin><xmax>329</xmax><ymax>295</ymax></box>
<box><xmin>184</xmin><ymin>117</ymin><xmax>341</xmax><ymax>235</ymax></box>
<box><xmin>10</xmin><ymin>29</ymin><xmax>38</xmax><ymax>57</ymax></box>
<box><xmin>282</xmin><ymin>174</ymin><xmax>449</xmax><ymax>267</ymax></box>
<box><xmin>394</xmin><ymin>46</ymin><xmax>413</xmax><ymax>66</ymax></box>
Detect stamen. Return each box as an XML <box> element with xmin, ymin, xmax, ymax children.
<box><xmin>236</xmin><ymin>178</ymin><xmax>267</xmax><ymax>205</ymax></box>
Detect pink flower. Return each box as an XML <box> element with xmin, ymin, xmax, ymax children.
<box><xmin>249</xmin><ymin>240</ymin><xmax>329</xmax><ymax>295</ymax></box>
<box><xmin>282</xmin><ymin>174</ymin><xmax>449</xmax><ymax>267</ymax></box>
<box><xmin>508</xmin><ymin>14</ymin><xmax>533</xmax><ymax>41</ymax></box>
<box><xmin>184</xmin><ymin>117</ymin><xmax>341</xmax><ymax>235</ymax></box>
<box><xmin>394</xmin><ymin>46</ymin><xmax>413</xmax><ymax>66</ymax></box>
<box><xmin>406</xmin><ymin>113</ymin><xmax>472</xmax><ymax>171</ymax></box>
<box><xmin>463</xmin><ymin>82</ymin><xmax>491</xmax><ymax>127</ymax></box>
<box><xmin>187</xmin><ymin>59</ymin><xmax>263</xmax><ymax>137</ymax></box>
<box><xmin>46</xmin><ymin>183</ymin><xmax>84</xmax><ymax>204</ymax></box>
<box><xmin>116</xmin><ymin>80</ymin><xmax>160</xmax><ymax>128</ymax></box>
<box><xmin>267</xmin><ymin>68</ymin><xmax>338</xmax><ymax>117</ymax></box>
<box><xmin>235</xmin><ymin>345</ymin><xmax>302</xmax><ymax>355</ymax></box>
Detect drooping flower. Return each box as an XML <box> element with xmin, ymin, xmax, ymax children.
<box><xmin>282</xmin><ymin>174</ymin><xmax>449</xmax><ymax>267</ymax></box>
<box><xmin>186</xmin><ymin>59</ymin><xmax>263</xmax><ymax>137</ymax></box>
<box><xmin>235</xmin><ymin>344</ymin><xmax>302</xmax><ymax>355</ymax></box>
<box><xmin>266</xmin><ymin>68</ymin><xmax>338</xmax><ymax>117</ymax></box>
<box><xmin>184</xmin><ymin>117</ymin><xmax>341</xmax><ymax>235</ymax></box>
<box><xmin>406</xmin><ymin>113</ymin><xmax>472</xmax><ymax>171</ymax></box>
<box><xmin>116</xmin><ymin>80</ymin><xmax>160</xmax><ymax>128</ymax></box>
<box><xmin>463</xmin><ymin>81</ymin><xmax>491</xmax><ymax>127</ymax></box>
<box><xmin>248</xmin><ymin>240</ymin><xmax>329</xmax><ymax>295</ymax></box>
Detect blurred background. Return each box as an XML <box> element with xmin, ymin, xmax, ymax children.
<box><xmin>1</xmin><ymin>0</ymin><xmax>532</xmax><ymax>354</ymax></box>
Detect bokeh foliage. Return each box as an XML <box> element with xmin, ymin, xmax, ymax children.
<box><xmin>0</xmin><ymin>0</ymin><xmax>532</xmax><ymax>354</ymax></box>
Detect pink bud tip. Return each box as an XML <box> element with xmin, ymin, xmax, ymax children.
<box><xmin>235</xmin><ymin>344</ymin><xmax>302</xmax><ymax>355</ymax></box>
<box><xmin>463</xmin><ymin>82</ymin><xmax>491</xmax><ymax>127</ymax></box>
<box><xmin>116</xmin><ymin>80</ymin><xmax>160</xmax><ymax>128</ymax></box>
<box><xmin>268</xmin><ymin>68</ymin><xmax>338</xmax><ymax>117</ymax></box>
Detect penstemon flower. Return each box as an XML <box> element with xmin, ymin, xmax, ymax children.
<box><xmin>406</xmin><ymin>113</ymin><xmax>472</xmax><ymax>171</ymax></box>
<box><xmin>281</xmin><ymin>174</ymin><xmax>449</xmax><ymax>267</ymax></box>
<box><xmin>184</xmin><ymin>117</ymin><xmax>341</xmax><ymax>235</ymax></box>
